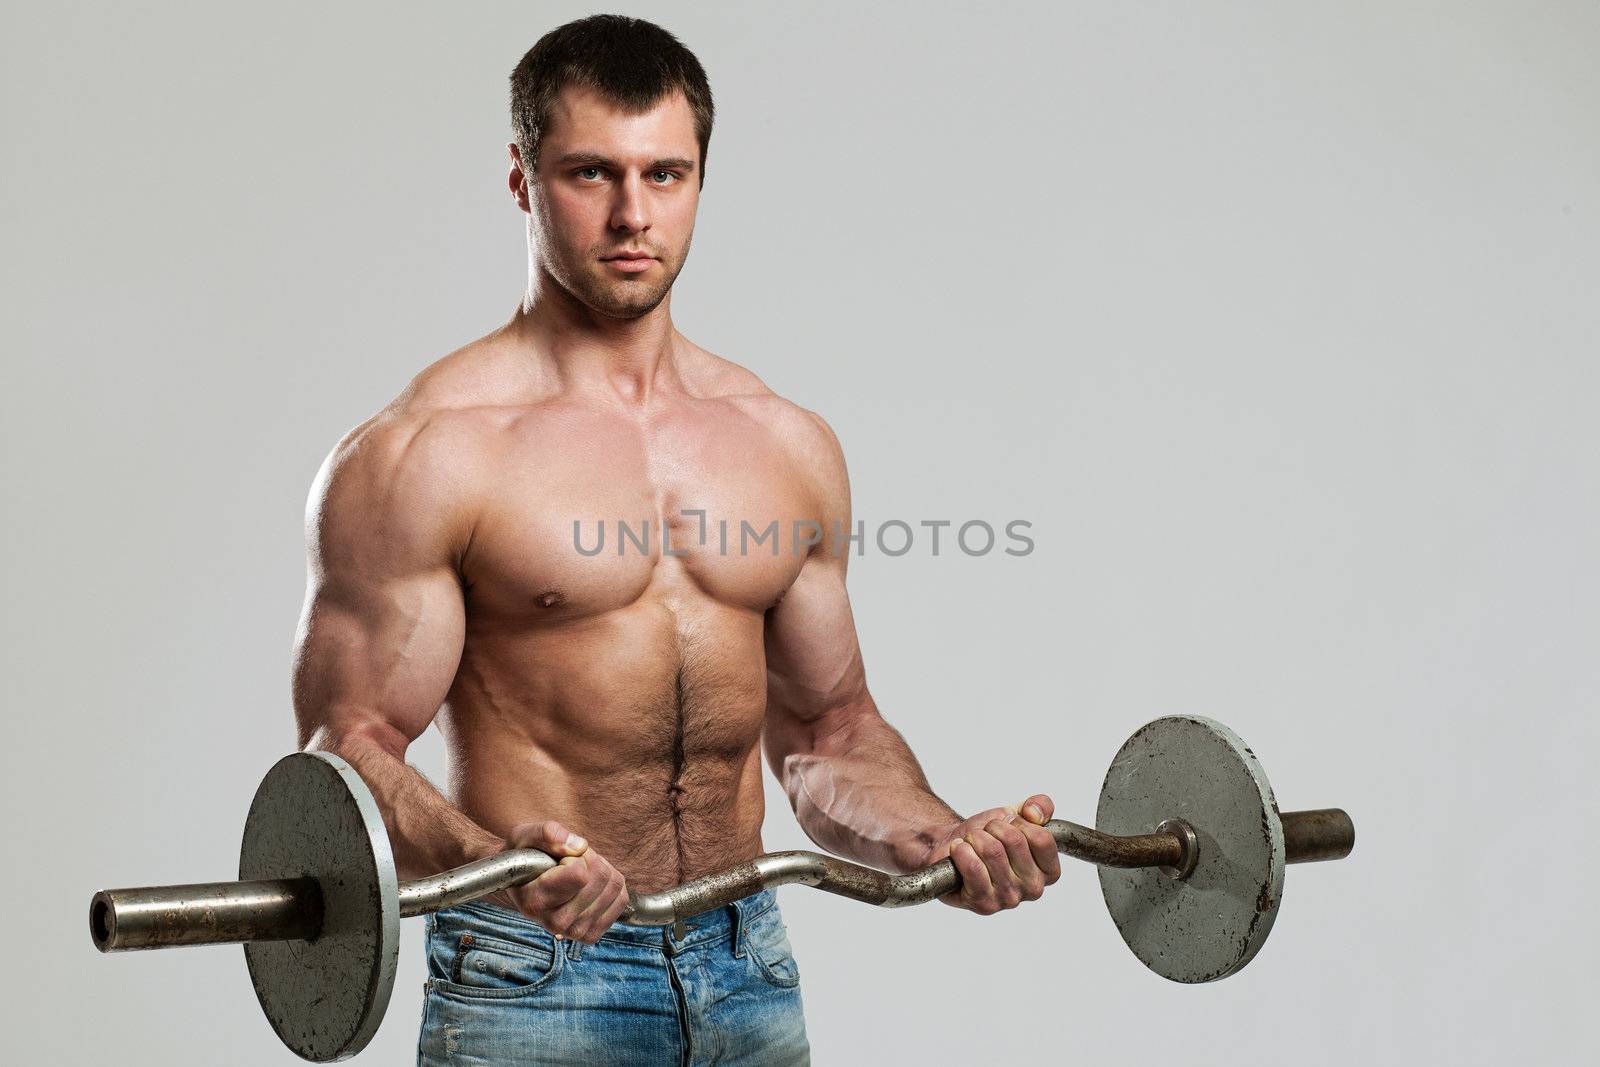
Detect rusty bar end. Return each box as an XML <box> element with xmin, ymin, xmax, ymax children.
<box><xmin>1281</xmin><ymin>808</ymin><xmax>1355</xmax><ymax>863</ymax></box>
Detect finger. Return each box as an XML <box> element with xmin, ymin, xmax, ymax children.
<box><xmin>1019</xmin><ymin>794</ymin><xmax>1054</xmax><ymax>824</ymax></box>
<box><xmin>602</xmin><ymin>882</ymin><xmax>632</xmax><ymax>928</ymax></box>
<box><xmin>507</xmin><ymin>820</ymin><xmax>590</xmax><ymax>859</ymax></box>
<box><xmin>1016</xmin><ymin>819</ymin><xmax>1062</xmax><ymax>884</ymax></box>
<box><xmin>574</xmin><ymin>875</ymin><xmax>628</xmax><ymax>943</ymax></box>
<box><xmin>564</xmin><ymin>867</ymin><xmax>621</xmax><ymax>943</ymax></box>
<box><xmin>987</xmin><ymin>818</ymin><xmax>1044</xmax><ymax>902</ymax></box>
<box><xmin>589</xmin><ymin>881</ymin><xmax>632</xmax><ymax>941</ymax></box>
<box><xmin>520</xmin><ymin>854</ymin><xmax>589</xmax><ymax>917</ymax></box>
<box><xmin>952</xmin><ymin>838</ymin><xmax>998</xmax><ymax>914</ymax></box>
<box><xmin>547</xmin><ymin>858</ymin><xmax>607</xmax><ymax>938</ymax></box>
<box><xmin>976</xmin><ymin>822</ymin><xmax>1024</xmax><ymax>908</ymax></box>
<box><xmin>504</xmin><ymin>819</ymin><xmax>557</xmax><ymax>849</ymax></box>
<box><xmin>969</xmin><ymin>827</ymin><xmax>1019</xmax><ymax>904</ymax></box>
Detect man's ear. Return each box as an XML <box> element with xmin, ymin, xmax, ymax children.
<box><xmin>508</xmin><ymin>142</ymin><xmax>531</xmax><ymax>213</ymax></box>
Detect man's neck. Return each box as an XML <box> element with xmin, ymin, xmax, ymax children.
<box><xmin>508</xmin><ymin>272</ymin><xmax>682</xmax><ymax>405</ymax></box>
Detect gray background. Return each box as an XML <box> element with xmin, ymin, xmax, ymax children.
<box><xmin>3</xmin><ymin>0</ymin><xmax>1596</xmax><ymax>1062</ymax></box>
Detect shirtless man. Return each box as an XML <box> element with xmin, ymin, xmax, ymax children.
<box><xmin>293</xmin><ymin>15</ymin><xmax>1060</xmax><ymax>1065</ymax></box>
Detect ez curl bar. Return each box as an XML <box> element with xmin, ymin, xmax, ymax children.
<box><xmin>90</xmin><ymin>715</ymin><xmax>1354</xmax><ymax>1061</ymax></box>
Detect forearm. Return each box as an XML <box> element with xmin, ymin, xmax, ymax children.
<box><xmin>306</xmin><ymin>725</ymin><xmax>504</xmax><ymax>881</ymax></box>
<box><xmin>781</xmin><ymin>709</ymin><xmax>962</xmax><ymax>874</ymax></box>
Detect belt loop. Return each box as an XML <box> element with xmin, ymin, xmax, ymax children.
<box><xmin>565</xmin><ymin>936</ymin><xmax>583</xmax><ymax>962</ymax></box>
<box><xmin>730</xmin><ymin>896</ymin><xmax>748</xmax><ymax>958</ymax></box>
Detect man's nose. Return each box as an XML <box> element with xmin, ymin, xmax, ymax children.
<box><xmin>609</xmin><ymin>173</ymin><xmax>649</xmax><ymax>234</ymax></box>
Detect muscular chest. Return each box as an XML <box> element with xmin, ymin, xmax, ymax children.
<box><xmin>460</xmin><ymin>400</ymin><xmax>817</xmax><ymax>625</ymax></box>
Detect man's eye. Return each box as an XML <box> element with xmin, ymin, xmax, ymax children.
<box><xmin>577</xmin><ymin>167</ymin><xmax>603</xmax><ymax>180</ymax></box>
<box><xmin>649</xmin><ymin>170</ymin><xmax>677</xmax><ymax>184</ymax></box>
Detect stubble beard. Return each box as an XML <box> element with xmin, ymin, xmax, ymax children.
<box><xmin>547</xmin><ymin>236</ymin><xmax>691</xmax><ymax>321</ymax></box>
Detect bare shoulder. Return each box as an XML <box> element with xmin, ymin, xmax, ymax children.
<box><xmin>342</xmin><ymin>330</ymin><xmax>543</xmax><ymax>470</ymax></box>
<box><xmin>675</xmin><ymin>338</ymin><xmax>773</xmax><ymax>400</ymax></box>
<box><xmin>680</xmin><ymin>339</ymin><xmax>849</xmax><ymax>503</ymax></box>
<box><xmin>308</xmin><ymin>336</ymin><xmax>526</xmax><ymax>562</ymax></box>
<box><xmin>682</xmin><ymin>339</ymin><xmax>840</xmax><ymax>444</ymax></box>
<box><xmin>324</xmin><ymin>345</ymin><xmax>500</xmax><ymax>485</ymax></box>
<box><xmin>402</xmin><ymin>328</ymin><xmax>549</xmax><ymax>407</ymax></box>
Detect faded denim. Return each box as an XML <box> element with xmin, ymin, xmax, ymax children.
<box><xmin>418</xmin><ymin>888</ymin><xmax>809</xmax><ymax>1066</ymax></box>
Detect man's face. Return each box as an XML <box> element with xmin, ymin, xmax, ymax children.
<box><xmin>512</xmin><ymin>85</ymin><xmax>701</xmax><ymax>320</ymax></box>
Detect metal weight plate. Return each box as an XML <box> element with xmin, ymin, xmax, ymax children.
<box><xmin>1095</xmin><ymin>716</ymin><xmax>1285</xmax><ymax>983</ymax></box>
<box><xmin>240</xmin><ymin>752</ymin><xmax>398</xmax><ymax>1061</ymax></box>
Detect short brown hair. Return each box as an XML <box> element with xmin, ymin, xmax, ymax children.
<box><xmin>510</xmin><ymin>15</ymin><xmax>715</xmax><ymax>187</ymax></box>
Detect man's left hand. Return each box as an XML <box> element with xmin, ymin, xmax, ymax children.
<box><xmin>917</xmin><ymin>794</ymin><xmax>1062</xmax><ymax>914</ymax></box>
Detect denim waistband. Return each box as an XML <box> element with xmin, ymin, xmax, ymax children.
<box><xmin>437</xmin><ymin>887</ymin><xmax>780</xmax><ymax>958</ymax></box>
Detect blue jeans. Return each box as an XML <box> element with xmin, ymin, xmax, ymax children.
<box><xmin>418</xmin><ymin>889</ymin><xmax>810</xmax><ymax>1066</ymax></box>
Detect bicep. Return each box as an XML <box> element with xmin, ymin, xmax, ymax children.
<box><xmin>293</xmin><ymin>565</ymin><xmax>466</xmax><ymax>752</ymax></box>
<box><xmin>762</xmin><ymin>551</ymin><xmax>872</xmax><ymax>773</ymax></box>
<box><xmin>762</xmin><ymin>405</ymin><xmax>876</xmax><ymax>770</ymax></box>
<box><xmin>292</xmin><ymin>420</ymin><xmax>470</xmax><ymax>754</ymax></box>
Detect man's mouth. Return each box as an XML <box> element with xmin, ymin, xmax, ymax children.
<box><xmin>602</xmin><ymin>251</ymin><xmax>656</xmax><ymax>273</ymax></box>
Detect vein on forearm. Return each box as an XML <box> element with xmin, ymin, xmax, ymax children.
<box><xmin>309</xmin><ymin>722</ymin><xmax>502</xmax><ymax>880</ymax></box>
<box><xmin>782</xmin><ymin>709</ymin><xmax>960</xmax><ymax>874</ymax></box>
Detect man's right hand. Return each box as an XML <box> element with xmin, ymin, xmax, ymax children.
<box><xmin>485</xmin><ymin>820</ymin><xmax>631</xmax><ymax>944</ymax></box>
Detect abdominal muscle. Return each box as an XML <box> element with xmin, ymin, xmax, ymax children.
<box><xmin>434</xmin><ymin>596</ymin><xmax>772</xmax><ymax>895</ymax></box>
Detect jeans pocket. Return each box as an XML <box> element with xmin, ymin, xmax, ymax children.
<box><xmin>744</xmin><ymin>907</ymin><xmax>801</xmax><ymax>989</ymax></box>
<box><xmin>432</xmin><ymin>931</ymin><xmax>563</xmax><ymax>1001</ymax></box>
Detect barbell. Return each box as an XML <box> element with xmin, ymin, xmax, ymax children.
<box><xmin>89</xmin><ymin>715</ymin><xmax>1354</xmax><ymax>1061</ymax></box>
